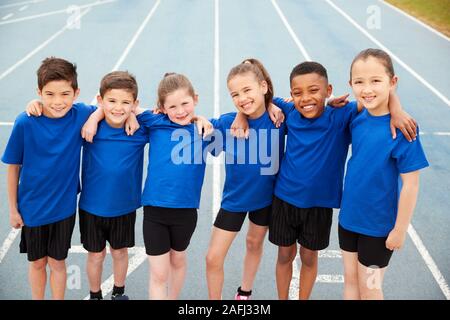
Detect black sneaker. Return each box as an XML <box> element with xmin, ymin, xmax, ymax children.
<box><xmin>111</xmin><ymin>293</ymin><xmax>129</xmax><ymax>300</ymax></box>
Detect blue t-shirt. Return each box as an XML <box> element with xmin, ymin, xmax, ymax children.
<box><xmin>1</xmin><ymin>103</ymin><xmax>96</xmax><ymax>227</ymax></box>
<box><xmin>139</xmin><ymin>111</ymin><xmax>209</xmax><ymax>209</ymax></box>
<box><xmin>79</xmin><ymin>115</ymin><xmax>149</xmax><ymax>217</ymax></box>
<box><xmin>339</xmin><ymin>109</ymin><xmax>429</xmax><ymax>237</ymax></box>
<box><xmin>273</xmin><ymin>97</ymin><xmax>358</xmax><ymax>209</ymax></box>
<box><xmin>210</xmin><ymin>111</ymin><xmax>286</xmax><ymax>212</ymax></box>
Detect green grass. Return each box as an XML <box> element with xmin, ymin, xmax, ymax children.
<box><xmin>386</xmin><ymin>0</ymin><xmax>450</xmax><ymax>37</ymax></box>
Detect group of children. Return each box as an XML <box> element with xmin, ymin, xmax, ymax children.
<box><xmin>2</xmin><ymin>48</ymin><xmax>428</xmax><ymax>300</ymax></box>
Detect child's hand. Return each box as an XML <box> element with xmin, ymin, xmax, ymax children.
<box><xmin>268</xmin><ymin>103</ymin><xmax>285</xmax><ymax>128</ymax></box>
<box><xmin>193</xmin><ymin>115</ymin><xmax>214</xmax><ymax>139</ymax></box>
<box><xmin>230</xmin><ymin>112</ymin><xmax>249</xmax><ymax>139</ymax></box>
<box><xmin>10</xmin><ymin>209</ymin><xmax>24</xmax><ymax>229</ymax></box>
<box><xmin>125</xmin><ymin>112</ymin><xmax>140</xmax><ymax>136</ymax></box>
<box><xmin>152</xmin><ymin>107</ymin><xmax>163</xmax><ymax>115</ymax></box>
<box><xmin>327</xmin><ymin>94</ymin><xmax>349</xmax><ymax>108</ymax></box>
<box><xmin>81</xmin><ymin>118</ymin><xmax>99</xmax><ymax>143</ymax></box>
<box><xmin>26</xmin><ymin>99</ymin><xmax>43</xmax><ymax>117</ymax></box>
<box><xmin>385</xmin><ymin>228</ymin><xmax>407</xmax><ymax>251</ymax></box>
<box><xmin>283</xmin><ymin>97</ymin><xmax>293</xmax><ymax>103</ymax></box>
<box><xmin>390</xmin><ymin>110</ymin><xmax>417</xmax><ymax>142</ymax></box>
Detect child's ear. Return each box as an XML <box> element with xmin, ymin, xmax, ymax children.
<box><xmin>132</xmin><ymin>99</ymin><xmax>140</xmax><ymax>110</ymax></box>
<box><xmin>37</xmin><ymin>88</ymin><xmax>42</xmax><ymax>98</ymax></box>
<box><xmin>261</xmin><ymin>80</ymin><xmax>268</xmax><ymax>95</ymax></box>
<box><xmin>391</xmin><ymin>75</ymin><xmax>398</xmax><ymax>89</ymax></box>
<box><xmin>74</xmin><ymin>88</ymin><xmax>80</xmax><ymax>100</ymax></box>
<box><xmin>326</xmin><ymin>84</ymin><xmax>333</xmax><ymax>98</ymax></box>
<box><xmin>96</xmin><ymin>94</ymin><xmax>103</xmax><ymax>107</ymax></box>
<box><xmin>193</xmin><ymin>94</ymin><xmax>199</xmax><ymax>106</ymax></box>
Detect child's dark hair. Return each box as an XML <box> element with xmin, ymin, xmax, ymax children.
<box><xmin>350</xmin><ymin>48</ymin><xmax>395</xmax><ymax>80</ymax></box>
<box><xmin>100</xmin><ymin>71</ymin><xmax>138</xmax><ymax>100</ymax></box>
<box><xmin>37</xmin><ymin>57</ymin><xmax>78</xmax><ymax>91</ymax></box>
<box><xmin>227</xmin><ymin>58</ymin><xmax>274</xmax><ymax>108</ymax></box>
<box><xmin>157</xmin><ymin>73</ymin><xmax>195</xmax><ymax>108</ymax></box>
<box><xmin>290</xmin><ymin>61</ymin><xmax>328</xmax><ymax>84</ymax></box>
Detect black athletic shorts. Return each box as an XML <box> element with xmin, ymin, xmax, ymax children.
<box><xmin>338</xmin><ymin>224</ymin><xmax>394</xmax><ymax>268</ymax></box>
<box><xmin>79</xmin><ymin>209</ymin><xmax>136</xmax><ymax>252</ymax></box>
<box><xmin>213</xmin><ymin>206</ymin><xmax>271</xmax><ymax>232</ymax></box>
<box><xmin>143</xmin><ymin>206</ymin><xmax>197</xmax><ymax>256</ymax></box>
<box><xmin>269</xmin><ymin>196</ymin><xmax>333</xmax><ymax>250</ymax></box>
<box><xmin>20</xmin><ymin>213</ymin><xmax>76</xmax><ymax>262</ymax></box>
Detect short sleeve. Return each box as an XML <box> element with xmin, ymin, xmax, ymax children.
<box><xmin>138</xmin><ymin>110</ymin><xmax>164</xmax><ymax>128</ymax></box>
<box><xmin>1</xmin><ymin>113</ymin><xmax>26</xmax><ymax>165</ymax></box>
<box><xmin>336</xmin><ymin>100</ymin><xmax>359</xmax><ymax>128</ymax></box>
<box><xmin>392</xmin><ymin>128</ymin><xmax>429</xmax><ymax>174</ymax></box>
<box><xmin>207</xmin><ymin>116</ymin><xmax>226</xmax><ymax>156</ymax></box>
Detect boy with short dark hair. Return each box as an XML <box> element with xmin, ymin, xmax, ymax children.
<box><xmin>2</xmin><ymin>57</ymin><xmax>102</xmax><ymax>299</ymax></box>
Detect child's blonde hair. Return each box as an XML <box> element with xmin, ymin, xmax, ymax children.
<box><xmin>157</xmin><ymin>73</ymin><xmax>195</xmax><ymax>108</ymax></box>
<box><xmin>227</xmin><ymin>58</ymin><xmax>274</xmax><ymax>108</ymax></box>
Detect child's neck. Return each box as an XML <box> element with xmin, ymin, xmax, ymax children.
<box><xmin>248</xmin><ymin>105</ymin><xmax>266</xmax><ymax>120</ymax></box>
<box><xmin>105</xmin><ymin>117</ymin><xmax>125</xmax><ymax>129</ymax></box>
<box><xmin>366</xmin><ymin>102</ymin><xmax>390</xmax><ymax>117</ymax></box>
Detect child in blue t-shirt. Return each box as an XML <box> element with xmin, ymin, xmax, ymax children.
<box><xmin>78</xmin><ymin>71</ymin><xmax>148</xmax><ymax>301</ymax></box>
<box><xmin>1</xmin><ymin>57</ymin><xmax>104</xmax><ymax>300</ymax></box>
<box><xmin>205</xmin><ymin>59</ymin><xmax>286</xmax><ymax>300</ymax></box>
<box><xmin>137</xmin><ymin>73</ymin><xmax>213</xmax><ymax>300</ymax></box>
<box><xmin>339</xmin><ymin>48</ymin><xmax>429</xmax><ymax>300</ymax></box>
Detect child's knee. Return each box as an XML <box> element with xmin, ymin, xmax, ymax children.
<box><xmin>110</xmin><ymin>248</ymin><xmax>127</xmax><ymax>261</ymax></box>
<box><xmin>30</xmin><ymin>257</ymin><xmax>48</xmax><ymax>270</ymax></box>
<box><xmin>170</xmin><ymin>251</ymin><xmax>186</xmax><ymax>269</ymax></box>
<box><xmin>246</xmin><ymin>235</ymin><xmax>263</xmax><ymax>253</ymax></box>
<box><xmin>205</xmin><ymin>251</ymin><xmax>224</xmax><ymax>270</ymax></box>
<box><xmin>150</xmin><ymin>267</ymin><xmax>169</xmax><ymax>284</ymax></box>
<box><xmin>300</xmin><ymin>248</ymin><xmax>318</xmax><ymax>268</ymax></box>
<box><xmin>47</xmin><ymin>258</ymin><xmax>66</xmax><ymax>272</ymax></box>
<box><xmin>88</xmin><ymin>250</ymin><xmax>106</xmax><ymax>263</ymax></box>
<box><xmin>277</xmin><ymin>247</ymin><xmax>296</xmax><ymax>265</ymax></box>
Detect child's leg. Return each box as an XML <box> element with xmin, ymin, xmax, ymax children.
<box><xmin>275</xmin><ymin>244</ymin><xmax>297</xmax><ymax>300</ymax></box>
<box><xmin>168</xmin><ymin>249</ymin><xmax>187</xmax><ymax>299</ymax></box>
<box><xmin>148</xmin><ymin>252</ymin><xmax>171</xmax><ymax>299</ymax></box>
<box><xmin>29</xmin><ymin>257</ymin><xmax>48</xmax><ymax>300</ymax></box>
<box><xmin>341</xmin><ymin>250</ymin><xmax>360</xmax><ymax>300</ymax></box>
<box><xmin>205</xmin><ymin>226</ymin><xmax>239</xmax><ymax>299</ymax></box>
<box><xmin>110</xmin><ymin>247</ymin><xmax>128</xmax><ymax>288</ymax></box>
<box><xmin>298</xmin><ymin>246</ymin><xmax>318</xmax><ymax>300</ymax></box>
<box><xmin>86</xmin><ymin>249</ymin><xmax>106</xmax><ymax>293</ymax></box>
<box><xmin>357</xmin><ymin>263</ymin><xmax>386</xmax><ymax>300</ymax></box>
<box><xmin>47</xmin><ymin>257</ymin><xmax>67</xmax><ymax>300</ymax></box>
<box><xmin>241</xmin><ymin>221</ymin><xmax>268</xmax><ymax>292</ymax></box>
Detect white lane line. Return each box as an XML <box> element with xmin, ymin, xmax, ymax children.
<box><xmin>0</xmin><ymin>7</ymin><xmax>92</xmax><ymax>82</ymax></box>
<box><xmin>421</xmin><ymin>132</ymin><xmax>450</xmax><ymax>136</ymax></box>
<box><xmin>0</xmin><ymin>0</ymin><xmax>46</xmax><ymax>10</ymax></box>
<box><xmin>270</xmin><ymin>0</ymin><xmax>311</xmax><ymax>61</ymax></box>
<box><xmin>19</xmin><ymin>5</ymin><xmax>29</xmax><ymax>12</ymax></box>
<box><xmin>319</xmin><ymin>250</ymin><xmax>342</xmax><ymax>258</ymax></box>
<box><xmin>0</xmin><ymin>0</ymin><xmax>117</xmax><ymax>26</ymax></box>
<box><xmin>316</xmin><ymin>275</ymin><xmax>344</xmax><ymax>283</ymax></box>
<box><xmin>82</xmin><ymin>247</ymin><xmax>147</xmax><ymax>300</ymax></box>
<box><xmin>2</xmin><ymin>13</ymin><xmax>14</xmax><ymax>20</ymax></box>
<box><xmin>325</xmin><ymin>0</ymin><xmax>450</xmax><ymax>108</ymax></box>
<box><xmin>0</xmin><ymin>228</ymin><xmax>20</xmax><ymax>264</ymax></box>
<box><xmin>378</xmin><ymin>0</ymin><xmax>450</xmax><ymax>42</ymax></box>
<box><xmin>0</xmin><ymin>122</ymin><xmax>14</xmax><ymax>126</ymax></box>
<box><xmin>408</xmin><ymin>224</ymin><xmax>450</xmax><ymax>300</ymax></box>
<box><xmin>212</xmin><ymin>0</ymin><xmax>221</xmax><ymax>222</ymax></box>
<box><xmin>89</xmin><ymin>0</ymin><xmax>161</xmax><ymax>105</ymax></box>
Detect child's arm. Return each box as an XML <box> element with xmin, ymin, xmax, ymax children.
<box><xmin>81</xmin><ymin>108</ymin><xmax>105</xmax><ymax>143</ymax></box>
<box><xmin>388</xmin><ymin>92</ymin><xmax>417</xmax><ymax>142</ymax></box>
<box><xmin>124</xmin><ymin>112</ymin><xmax>140</xmax><ymax>136</ymax></box>
<box><xmin>385</xmin><ymin>171</ymin><xmax>420</xmax><ymax>251</ymax></box>
<box><xmin>327</xmin><ymin>94</ymin><xmax>350</xmax><ymax>108</ymax></box>
<box><xmin>25</xmin><ymin>100</ymin><xmax>42</xmax><ymax>116</ymax></box>
<box><xmin>267</xmin><ymin>103</ymin><xmax>285</xmax><ymax>128</ymax></box>
<box><xmin>7</xmin><ymin>165</ymin><xmax>24</xmax><ymax>229</ymax></box>
<box><xmin>230</xmin><ymin>112</ymin><xmax>250</xmax><ymax>139</ymax></box>
<box><xmin>191</xmin><ymin>115</ymin><xmax>214</xmax><ymax>138</ymax></box>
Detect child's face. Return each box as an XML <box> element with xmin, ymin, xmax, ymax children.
<box><xmin>37</xmin><ymin>80</ymin><xmax>79</xmax><ymax>118</ymax></box>
<box><xmin>227</xmin><ymin>73</ymin><xmax>267</xmax><ymax>119</ymax></box>
<box><xmin>97</xmin><ymin>89</ymin><xmax>138</xmax><ymax>128</ymax></box>
<box><xmin>290</xmin><ymin>73</ymin><xmax>332</xmax><ymax>119</ymax></box>
<box><xmin>161</xmin><ymin>88</ymin><xmax>197</xmax><ymax>125</ymax></box>
<box><xmin>350</xmin><ymin>56</ymin><xmax>397</xmax><ymax>113</ymax></box>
